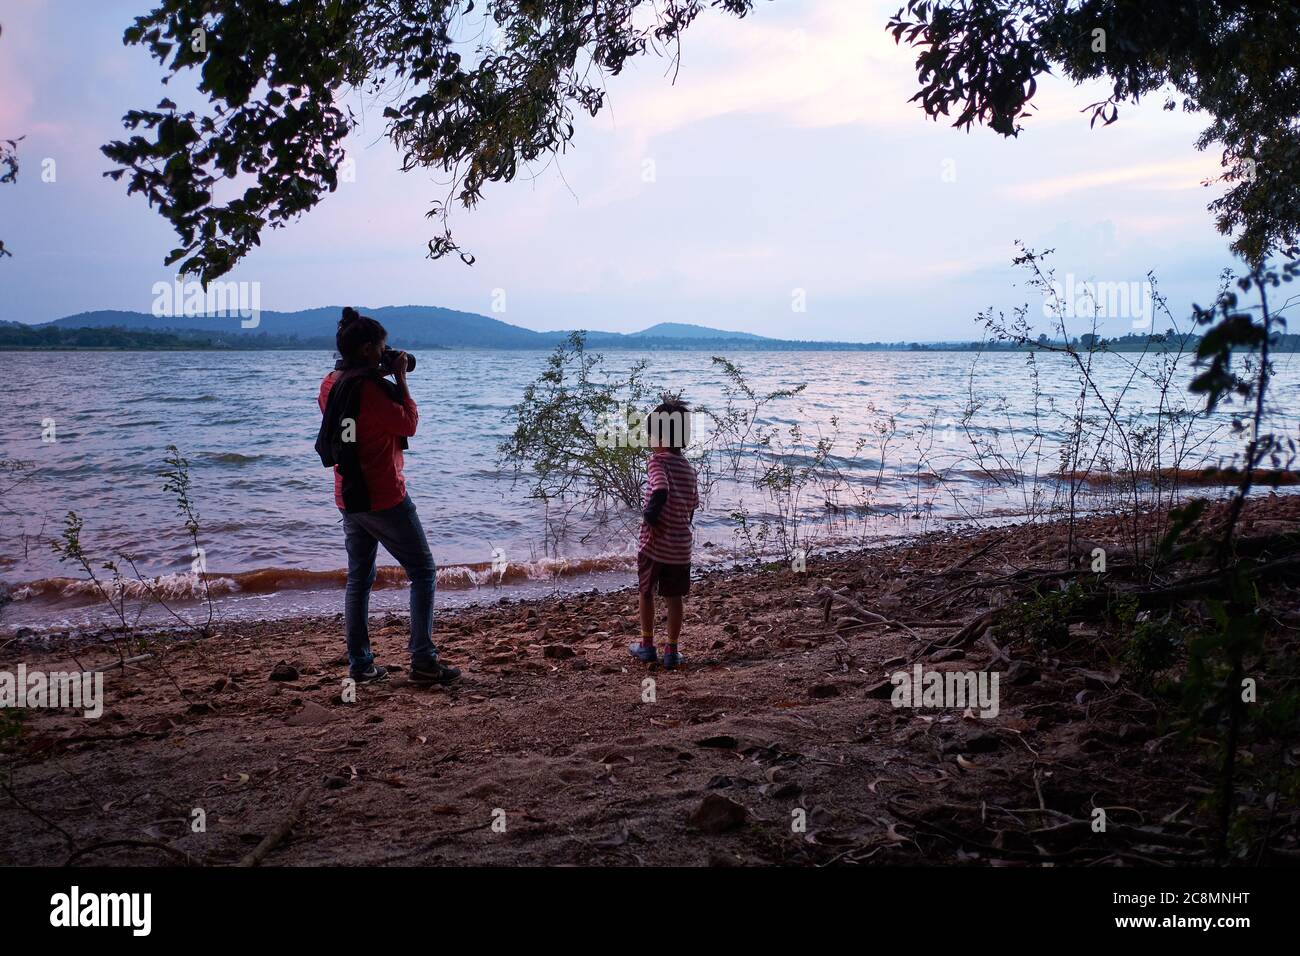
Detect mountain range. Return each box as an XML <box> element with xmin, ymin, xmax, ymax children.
<box><xmin>34</xmin><ymin>306</ymin><xmax>878</xmax><ymax>350</ymax></box>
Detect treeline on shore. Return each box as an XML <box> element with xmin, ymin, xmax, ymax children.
<box><xmin>7</xmin><ymin>321</ymin><xmax>1300</xmax><ymax>353</ymax></box>
<box><xmin>0</xmin><ymin>323</ymin><xmax>339</xmax><ymax>351</ymax></box>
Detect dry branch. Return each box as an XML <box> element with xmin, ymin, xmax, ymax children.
<box><xmin>236</xmin><ymin>786</ymin><xmax>314</xmax><ymax>867</ymax></box>
<box><xmin>814</xmin><ymin>588</ymin><xmax>920</xmax><ymax>640</ymax></box>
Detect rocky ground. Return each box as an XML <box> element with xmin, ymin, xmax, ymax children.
<box><xmin>2</xmin><ymin>496</ymin><xmax>1299</xmax><ymax>866</ymax></box>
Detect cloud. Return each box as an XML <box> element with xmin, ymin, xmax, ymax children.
<box><xmin>1006</xmin><ymin>157</ymin><xmax>1223</xmax><ymax>202</ymax></box>
<box><xmin>605</xmin><ymin>0</ymin><xmax>920</xmax><ymax>145</ymax></box>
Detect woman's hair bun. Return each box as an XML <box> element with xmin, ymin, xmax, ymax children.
<box><xmin>335</xmin><ymin>307</ymin><xmax>388</xmax><ymax>360</ymax></box>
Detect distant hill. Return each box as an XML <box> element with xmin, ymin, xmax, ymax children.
<box><xmin>38</xmin><ymin>306</ymin><xmax>876</xmax><ymax>350</ymax></box>
<box><xmin>47</xmin><ymin>306</ymin><xmax>545</xmax><ymax>349</ymax></box>
<box><xmin>17</xmin><ymin>311</ymin><xmax>1296</xmax><ymax>353</ymax></box>
<box><xmin>623</xmin><ymin>322</ymin><xmax>766</xmax><ymax>341</ymax></box>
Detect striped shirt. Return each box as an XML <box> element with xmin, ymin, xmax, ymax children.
<box><xmin>638</xmin><ymin>451</ymin><xmax>699</xmax><ymax>564</ymax></box>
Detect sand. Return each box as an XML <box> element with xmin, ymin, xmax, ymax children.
<box><xmin>3</xmin><ymin>496</ymin><xmax>1299</xmax><ymax>866</ymax></box>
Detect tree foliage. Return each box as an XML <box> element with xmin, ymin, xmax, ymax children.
<box><xmin>102</xmin><ymin>0</ymin><xmax>755</xmax><ymax>281</ymax></box>
<box><xmin>500</xmin><ymin>330</ymin><xmax>660</xmax><ymax>514</ymax></box>
<box><xmin>499</xmin><ymin>331</ymin><xmax>799</xmax><ymax>522</ymax></box>
<box><xmin>104</xmin><ymin>1</ymin><xmax>1300</xmax><ymax>279</ymax></box>
<box><xmin>888</xmin><ymin>0</ymin><xmax>1300</xmax><ymax>266</ymax></box>
<box><xmin>0</xmin><ymin>23</ymin><xmax>21</xmax><ymax>261</ymax></box>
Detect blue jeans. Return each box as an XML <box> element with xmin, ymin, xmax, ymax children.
<box><xmin>340</xmin><ymin>495</ymin><xmax>438</xmax><ymax>677</ymax></box>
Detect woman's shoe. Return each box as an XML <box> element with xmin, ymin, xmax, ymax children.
<box><xmin>353</xmin><ymin>664</ymin><xmax>389</xmax><ymax>684</ymax></box>
<box><xmin>410</xmin><ymin>658</ymin><xmax>461</xmax><ymax>684</ymax></box>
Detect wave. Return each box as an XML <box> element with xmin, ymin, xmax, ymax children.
<box><xmin>8</xmin><ymin>553</ymin><xmax>646</xmax><ymax>608</ymax></box>
<box><xmin>1057</xmin><ymin>467</ymin><xmax>1300</xmax><ymax>488</ymax></box>
<box><xmin>199</xmin><ymin>451</ymin><xmax>264</xmax><ymax>465</ymax></box>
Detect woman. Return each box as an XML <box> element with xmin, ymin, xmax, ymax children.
<box><xmin>316</xmin><ymin>307</ymin><xmax>460</xmax><ymax>685</ymax></box>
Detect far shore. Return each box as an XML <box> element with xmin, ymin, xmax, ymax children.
<box><xmin>11</xmin><ymin>342</ymin><xmax>1300</xmax><ymax>353</ymax></box>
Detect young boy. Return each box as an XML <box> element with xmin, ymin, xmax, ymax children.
<box><xmin>629</xmin><ymin>398</ymin><xmax>700</xmax><ymax>669</ymax></box>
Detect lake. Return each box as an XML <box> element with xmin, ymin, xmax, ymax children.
<box><xmin>3</xmin><ymin>347</ymin><xmax>1297</xmax><ymax>633</ymax></box>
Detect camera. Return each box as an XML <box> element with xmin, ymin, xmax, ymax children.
<box><xmin>380</xmin><ymin>347</ymin><xmax>416</xmax><ymax>374</ymax></box>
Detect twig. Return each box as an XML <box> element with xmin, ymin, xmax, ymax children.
<box><xmin>2</xmin><ymin>776</ymin><xmax>77</xmax><ymax>848</ymax></box>
<box><xmin>91</xmin><ymin>653</ymin><xmax>154</xmax><ymax>673</ymax></box>
<box><xmin>236</xmin><ymin>786</ymin><xmax>314</xmax><ymax>867</ymax></box>
<box><xmin>815</xmin><ymin>588</ymin><xmax>921</xmax><ymax>640</ymax></box>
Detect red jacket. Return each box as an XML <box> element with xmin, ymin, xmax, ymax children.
<box><xmin>318</xmin><ymin>371</ymin><xmax>419</xmax><ymax>512</ymax></box>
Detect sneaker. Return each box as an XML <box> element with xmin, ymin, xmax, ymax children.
<box><xmin>353</xmin><ymin>664</ymin><xmax>389</xmax><ymax>684</ymax></box>
<box><xmin>628</xmin><ymin>641</ymin><xmax>658</xmax><ymax>663</ymax></box>
<box><xmin>410</xmin><ymin>658</ymin><xmax>461</xmax><ymax>685</ymax></box>
<box><xmin>660</xmin><ymin>649</ymin><xmax>685</xmax><ymax>670</ymax></box>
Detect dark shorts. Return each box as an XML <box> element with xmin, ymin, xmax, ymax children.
<box><xmin>638</xmin><ymin>552</ymin><xmax>691</xmax><ymax>597</ymax></box>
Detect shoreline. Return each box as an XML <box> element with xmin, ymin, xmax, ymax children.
<box><xmin>0</xmin><ymin>503</ymin><xmax>1171</xmax><ymax>643</ymax></box>
<box><xmin>0</xmin><ymin>540</ymin><xmax>909</xmax><ymax>646</ymax></box>
<box><xmin>9</xmin><ymin>482</ymin><xmax>1300</xmax><ymax>641</ymax></box>
<box><xmin>0</xmin><ymin>518</ymin><xmax>990</xmax><ymax>640</ymax></box>
<box><xmin>3</xmin><ymin>496</ymin><xmax>1298</xmax><ymax>865</ymax></box>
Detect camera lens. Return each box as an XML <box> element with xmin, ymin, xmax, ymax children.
<box><xmin>383</xmin><ymin>348</ymin><xmax>415</xmax><ymax>373</ymax></box>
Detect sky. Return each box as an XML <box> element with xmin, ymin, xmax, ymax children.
<box><xmin>0</xmin><ymin>0</ymin><xmax>1245</xmax><ymax>341</ymax></box>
